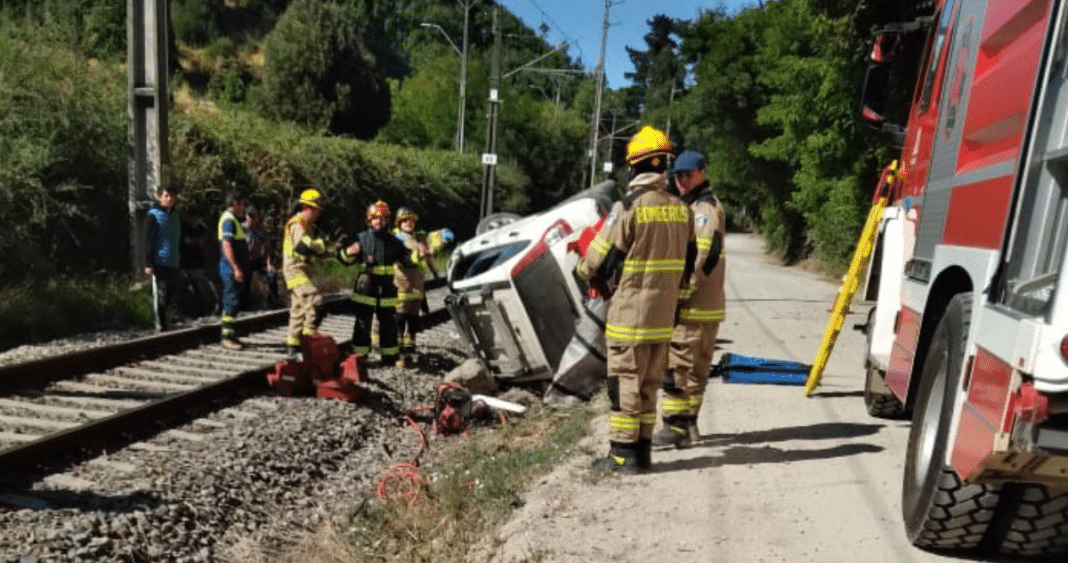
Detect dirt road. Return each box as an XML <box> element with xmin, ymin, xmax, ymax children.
<box><xmin>480</xmin><ymin>232</ymin><xmax>963</xmax><ymax>563</ymax></box>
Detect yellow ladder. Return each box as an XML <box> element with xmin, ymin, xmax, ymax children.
<box><xmin>804</xmin><ymin>162</ymin><xmax>896</xmax><ymax>396</ymax></box>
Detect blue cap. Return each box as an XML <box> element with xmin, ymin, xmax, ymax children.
<box><xmin>672</xmin><ymin>150</ymin><xmax>706</xmax><ymax>172</ymax></box>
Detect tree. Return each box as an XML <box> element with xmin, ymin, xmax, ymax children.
<box><xmin>378</xmin><ymin>52</ymin><xmax>468</xmax><ymax>149</ymax></box>
<box><xmin>748</xmin><ymin>0</ymin><xmax>873</xmax><ymax>268</ymax></box>
<box><xmin>675</xmin><ymin>6</ymin><xmax>794</xmax><ymax>240</ymax></box>
<box><xmin>496</xmin><ymin>91</ymin><xmax>589</xmax><ymax>210</ymax></box>
<box><xmin>259</xmin><ymin>0</ymin><xmax>390</xmax><ymax>139</ymax></box>
<box><xmin>624</xmin><ymin>14</ymin><xmax>687</xmax><ymax>126</ymax></box>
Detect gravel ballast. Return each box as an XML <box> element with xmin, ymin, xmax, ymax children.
<box><xmin>0</xmin><ymin>322</ymin><xmax>470</xmax><ymax>563</ymax></box>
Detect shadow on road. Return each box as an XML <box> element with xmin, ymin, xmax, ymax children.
<box><xmin>699</xmin><ymin>421</ymin><xmax>883</xmax><ymax>445</ymax></box>
<box><xmin>651</xmin><ymin>442</ymin><xmax>884</xmax><ymax>473</ymax></box>
<box><xmin>648</xmin><ymin>422</ymin><xmax>886</xmax><ymax>473</ymax></box>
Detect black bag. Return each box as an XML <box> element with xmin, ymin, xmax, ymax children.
<box><xmin>712</xmin><ymin>353</ymin><xmax>809</xmax><ymax>386</ymax></box>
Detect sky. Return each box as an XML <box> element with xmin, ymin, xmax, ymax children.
<box><xmin>495</xmin><ymin>0</ymin><xmax>756</xmax><ymax>89</ymax></box>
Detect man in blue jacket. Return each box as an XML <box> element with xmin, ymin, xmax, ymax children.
<box><xmin>144</xmin><ymin>185</ymin><xmax>182</xmax><ymax>332</ymax></box>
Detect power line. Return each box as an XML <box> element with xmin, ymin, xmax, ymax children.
<box><xmin>524</xmin><ymin>0</ymin><xmax>573</xmax><ymax>43</ymax></box>
<box><xmin>521</xmin><ymin>0</ymin><xmax>584</xmax><ymax>61</ymax></box>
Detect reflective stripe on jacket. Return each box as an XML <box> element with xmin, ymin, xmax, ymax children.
<box><xmin>393</xmin><ymin>229</ymin><xmax>428</xmax><ymax>301</ymax></box>
<box><xmin>578</xmin><ymin>172</ymin><xmax>694</xmax><ymax>345</ymax></box>
<box><xmin>677</xmin><ymin>182</ymin><xmax>726</xmax><ymax>324</ymax></box>
<box><xmin>282</xmin><ymin>214</ymin><xmax>325</xmax><ymax>290</ymax></box>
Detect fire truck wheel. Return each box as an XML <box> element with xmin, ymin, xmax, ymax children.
<box><xmin>901</xmin><ymin>293</ymin><xmax>1001</xmax><ymax>551</ymax></box>
<box><xmin>993</xmin><ymin>484</ymin><xmax>1068</xmax><ymax>557</ymax></box>
<box><xmin>863</xmin><ymin>307</ymin><xmax>907</xmax><ymax>419</ymax></box>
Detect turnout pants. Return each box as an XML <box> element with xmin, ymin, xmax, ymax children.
<box><xmin>352</xmin><ymin>290</ymin><xmax>399</xmax><ymax>363</ymax></box>
<box><xmin>396</xmin><ymin>297</ymin><xmax>422</xmax><ymax>352</ymax></box>
<box><xmin>607</xmin><ymin>342</ymin><xmax>669</xmax><ymax>444</ymax></box>
<box><xmin>665</xmin><ymin>321</ymin><xmax>718</xmax><ymax>418</ymax></box>
<box><xmin>286</xmin><ymin>283</ymin><xmax>324</xmax><ymax>348</ymax></box>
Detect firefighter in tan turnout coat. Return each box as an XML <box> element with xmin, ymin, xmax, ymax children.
<box><xmin>392</xmin><ymin>207</ymin><xmax>437</xmax><ymax>367</ymax></box>
<box><xmin>578</xmin><ymin>125</ymin><xmax>695</xmax><ymax>473</ymax></box>
<box><xmin>654</xmin><ymin>150</ymin><xmax>727</xmax><ymax>448</ymax></box>
<box><xmin>281</xmin><ymin>189</ymin><xmax>360</xmax><ymax>360</ymax></box>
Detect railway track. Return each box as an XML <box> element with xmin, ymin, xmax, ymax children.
<box><xmin>0</xmin><ymin>285</ymin><xmax>452</xmax><ymax>477</ymax></box>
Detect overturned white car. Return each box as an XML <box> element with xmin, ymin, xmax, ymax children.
<box><xmin>444</xmin><ymin>182</ymin><xmax>614</xmax><ymax>387</ymax></box>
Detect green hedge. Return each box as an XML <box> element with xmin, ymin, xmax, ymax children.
<box><xmin>169</xmin><ymin>109</ymin><xmax>529</xmax><ymax>262</ymax></box>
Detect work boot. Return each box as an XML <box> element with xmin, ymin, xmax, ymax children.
<box><xmin>636</xmin><ymin>438</ymin><xmax>652</xmax><ymax>470</ymax></box>
<box><xmin>687</xmin><ymin>418</ymin><xmax>700</xmax><ymax>444</ymax></box>
<box><xmin>651</xmin><ymin>417</ymin><xmax>692</xmax><ymax>448</ymax></box>
<box><xmin>591</xmin><ymin>441</ymin><xmax>641</xmax><ymax>475</ymax></box>
<box><xmin>395</xmin><ymin>357</ymin><xmax>407</xmax><ymax>369</ymax></box>
<box><xmin>221</xmin><ymin>337</ymin><xmax>244</xmax><ymax>351</ymax></box>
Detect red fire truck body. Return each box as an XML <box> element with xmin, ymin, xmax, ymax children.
<box><xmin>861</xmin><ymin>0</ymin><xmax>1068</xmax><ymax>555</ymax></box>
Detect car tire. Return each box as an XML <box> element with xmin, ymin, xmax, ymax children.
<box><xmin>475</xmin><ymin>212</ymin><xmax>521</xmax><ymax>235</ymax></box>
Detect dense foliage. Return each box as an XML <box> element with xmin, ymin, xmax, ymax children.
<box><xmin>0</xmin><ymin>0</ymin><xmax>918</xmax><ymax>288</ymax></box>
<box><xmin>648</xmin><ymin>0</ymin><xmax>908</xmax><ymax>269</ymax></box>
<box><xmin>259</xmin><ymin>0</ymin><xmax>390</xmax><ymax>138</ymax></box>
<box><xmin>0</xmin><ymin>23</ymin><xmax>128</xmax><ymax>279</ymax></box>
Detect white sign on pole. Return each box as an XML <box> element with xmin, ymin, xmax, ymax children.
<box><xmin>603</xmin><ymin>162</ymin><xmax>613</xmax><ymax>173</ymax></box>
<box><xmin>482</xmin><ymin>153</ymin><xmax>498</xmax><ymax>166</ymax></box>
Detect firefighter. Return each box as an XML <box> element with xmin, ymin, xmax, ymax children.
<box><xmin>218</xmin><ymin>190</ymin><xmax>250</xmax><ymax>350</ymax></box>
<box><xmin>282</xmin><ymin>189</ymin><xmax>355</xmax><ymax>360</ymax></box>
<box><xmin>340</xmin><ymin>200</ymin><xmax>416</xmax><ymax>368</ymax></box>
<box><xmin>392</xmin><ymin>207</ymin><xmax>437</xmax><ymax>368</ymax></box>
<box><xmin>653</xmin><ymin>150</ymin><xmax>726</xmax><ymax>448</ymax></box>
<box><xmin>577</xmin><ymin>125</ymin><xmax>695</xmax><ymax>473</ymax></box>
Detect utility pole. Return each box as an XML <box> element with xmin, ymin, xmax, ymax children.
<box><xmin>480</xmin><ymin>6</ymin><xmax>501</xmax><ymax>220</ymax></box>
<box><xmin>665</xmin><ymin>82</ymin><xmax>677</xmax><ymax>138</ymax></box>
<box><xmin>588</xmin><ymin>0</ymin><xmax>611</xmax><ymax>188</ymax></box>
<box><xmin>128</xmin><ymin>0</ymin><xmax>169</xmax><ymax>276</ymax></box>
<box><xmin>458</xmin><ymin>0</ymin><xmax>473</xmax><ymax>153</ymax></box>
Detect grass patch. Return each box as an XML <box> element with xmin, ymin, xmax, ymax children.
<box><xmin>259</xmin><ymin>401</ymin><xmax>598</xmax><ymax>563</ymax></box>
<box><xmin>0</xmin><ymin>274</ymin><xmax>152</xmax><ymax>349</ymax></box>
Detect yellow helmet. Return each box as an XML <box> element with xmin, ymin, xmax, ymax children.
<box><xmin>626</xmin><ymin>125</ymin><xmax>673</xmax><ymax>165</ymax></box>
<box><xmin>395</xmin><ymin>207</ymin><xmax>418</xmax><ymax>227</ymax></box>
<box><xmin>298</xmin><ymin>188</ymin><xmax>323</xmax><ymax>209</ymax></box>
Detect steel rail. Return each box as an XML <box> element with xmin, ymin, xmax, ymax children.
<box><xmin>0</xmin><ymin>282</ymin><xmax>452</xmax><ymax>477</ymax></box>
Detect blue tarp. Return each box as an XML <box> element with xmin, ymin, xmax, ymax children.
<box><xmin>713</xmin><ymin>353</ymin><xmax>809</xmax><ymax>386</ymax></box>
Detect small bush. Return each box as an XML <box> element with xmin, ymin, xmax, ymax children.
<box><xmin>337</xmin><ymin>402</ymin><xmax>596</xmax><ymax>563</ymax></box>
<box><xmin>0</xmin><ymin>274</ymin><xmax>152</xmax><ymax>350</ymax></box>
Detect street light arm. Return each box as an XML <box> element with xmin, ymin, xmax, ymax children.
<box><xmin>503</xmin><ymin>41</ymin><xmax>569</xmax><ymax>79</ymax></box>
<box><xmin>420</xmin><ymin>22</ymin><xmax>462</xmax><ymax>57</ymax></box>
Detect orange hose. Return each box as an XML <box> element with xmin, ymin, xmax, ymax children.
<box><xmin>376</xmin><ymin>416</ymin><xmax>429</xmax><ymax>504</ymax></box>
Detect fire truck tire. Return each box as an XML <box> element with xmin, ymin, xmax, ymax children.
<box><xmin>863</xmin><ymin>307</ymin><xmax>906</xmax><ymax>419</ymax></box>
<box><xmin>993</xmin><ymin>484</ymin><xmax>1068</xmax><ymax>557</ymax></box>
<box><xmin>902</xmin><ymin>293</ymin><xmax>1001</xmax><ymax>551</ymax></box>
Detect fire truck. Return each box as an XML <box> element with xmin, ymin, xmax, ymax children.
<box><xmin>859</xmin><ymin>0</ymin><xmax>1068</xmax><ymax>557</ymax></box>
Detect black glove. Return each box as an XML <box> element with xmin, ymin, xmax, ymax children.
<box><xmin>590</xmin><ymin>276</ymin><xmax>612</xmax><ymax>299</ymax></box>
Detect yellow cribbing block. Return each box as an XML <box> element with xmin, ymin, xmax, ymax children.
<box><xmin>804</xmin><ymin>195</ymin><xmax>889</xmax><ymax>396</ymax></box>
